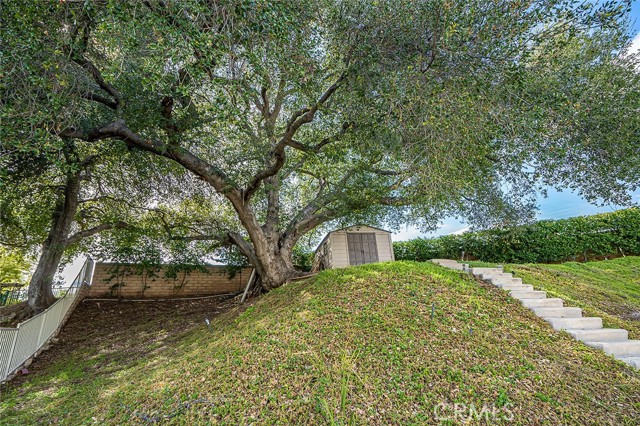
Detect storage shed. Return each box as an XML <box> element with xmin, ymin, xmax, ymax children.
<box><xmin>314</xmin><ymin>225</ymin><xmax>395</xmax><ymax>270</ymax></box>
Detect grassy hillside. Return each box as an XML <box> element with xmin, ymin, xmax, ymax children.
<box><xmin>468</xmin><ymin>257</ymin><xmax>640</xmax><ymax>340</ymax></box>
<box><xmin>1</xmin><ymin>262</ymin><xmax>639</xmax><ymax>425</ymax></box>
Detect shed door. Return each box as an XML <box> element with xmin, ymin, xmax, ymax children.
<box><xmin>347</xmin><ymin>233</ymin><xmax>379</xmax><ymax>266</ymax></box>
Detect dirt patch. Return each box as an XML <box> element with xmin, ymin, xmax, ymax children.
<box><xmin>0</xmin><ymin>302</ymin><xmax>29</xmax><ymax>327</ymax></box>
<box><xmin>7</xmin><ymin>295</ymin><xmax>239</xmax><ymax>387</ymax></box>
<box><xmin>628</xmin><ymin>311</ymin><xmax>640</xmax><ymax>321</ymax></box>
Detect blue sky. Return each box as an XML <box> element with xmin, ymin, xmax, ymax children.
<box><xmin>631</xmin><ymin>0</ymin><xmax>640</xmax><ymax>34</ymax></box>
<box><xmin>628</xmin><ymin>1</ymin><xmax>640</xmax><ymax>54</ymax></box>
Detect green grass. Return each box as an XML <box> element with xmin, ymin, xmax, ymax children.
<box><xmin>467</xmin><ymin>256</ymin><xmax>640</xmax><ymax>339</ymax></box>
<box><xmin>1</xmin><ymin>261</ymin><xmax>639</xmax><ymax>425</ymax></box>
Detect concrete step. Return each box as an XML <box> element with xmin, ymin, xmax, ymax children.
<box><xmin>520</xmin><ymin>298</ymin><xmax>564</xmax><ymax>308</ymax></box>
<box><xmin>447</xmin><ymin>264</ymin><xmax>465</xmax><ymax>270</ymax></box>
<box><xmin>585</xmin><ymin>340</ymin><xmax>640</xmax><ymax>357</ymax></box>
<box><xmin>481</xmin><ymin>272</ymin><xmax>512</xmax><ymax>280</ymax></box>
<box><xmin>431</xmin><ymin>259</ymin><xmax>457</xmax><ymax>265</ymax></box>
<box><xmin>510</xmin><ymin>290</ymin><xmax>547</xmax><ymax>300</ymax></box>
<box><xmin>491</xmin><ymin>277</ymin><xmax>524</xmax><ymax>286</ymax></box>
<box><xmin>546</xmin><ymin>317</ymin><xmax>602</xmax><ymax>331</ymax></box>
<box><xmin>532</xmin><ymin>307</ymin><xmax>582</xmax><ymax>318</ymax></box>
<box><xmin>496</xmin><ymin>284</ymin><xmax>533</xmax><ymax>291</ymax></box>
<box><xmin>431</xmin><ymin>259</ymin><xmax>464</xmax><ymax>269</ymax></box>
<box><xmin>432</xmin><ymin>259</ymin><xmax>463</xmax><ymax>264</ymax></box>
<box><xmin>567</xmin><ymin>329</ymin><xmax>628</xmax><ymax>343</ymax></box>
<box><xmin>470</xmin><ymin>267</ymin><xmax>503</xmax><ymax>276</ymax></box>
<box><xmin>618</xmin><ymin>357</ymin><xmax>640</xmax><ymax>369</ymax></box>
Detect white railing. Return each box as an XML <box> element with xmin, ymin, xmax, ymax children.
<box><xmin>0</xmin><ymin>258</ymin><xmax>94</xmax><ymax>382</ymax></box>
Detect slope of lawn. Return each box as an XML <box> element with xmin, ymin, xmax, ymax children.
<box><xmin>1</xmin><ymin>261</ymin><xmax>639</xmax><ymax>425</ymax></box>
<box><xmin>468</xmin><ymin>257</ymin><xmax>640</xmax><ymax>340</ymax></box>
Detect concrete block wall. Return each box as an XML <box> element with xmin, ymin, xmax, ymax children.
<box><xmin>88</xmin><ymin>263</ymin><xmax>251</xmax><ymax>299</ymax></box>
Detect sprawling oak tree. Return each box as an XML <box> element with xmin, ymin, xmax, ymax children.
<box><xmin>2</xmin><ymin>0</ymin><xmax>639</xmax><ymax>292</ymax></box>
<box><xmin>0</xmin><ymin>141</ymin><xmax>170</xmax><ymax>313</ymax></box>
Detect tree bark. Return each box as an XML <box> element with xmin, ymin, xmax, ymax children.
<box><xmin>228</xmin><ymin>225</ymin><xmax>300</xmax><ymax>291</ymax></box>
<box><xmin>27</xmin><ymin>237</ymin><xmax>66</xmax><ymax>313</ymax></box>
<box><xmin>27</xmin><ymin>172</ymin><xmax>80</xmax><ymax>313</ymax></box>
<box><xmin>252</xmin><ymin>239</ymin><xmax>298</xmax><ymax>291</ymax></box>
<box><xmin>225</xmin><ymin>198</ymin><xmax>304</xmax><ymax>291</ymax></box>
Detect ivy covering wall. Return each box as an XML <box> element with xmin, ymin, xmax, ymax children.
<box><xmin>393</xmin><ymin>208</ymin><xmax>640</xmax><ymax>263</ymax></box>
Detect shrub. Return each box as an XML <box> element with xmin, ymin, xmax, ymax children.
<box><xmin>394</xmin><ymin>208</ymin><xmax>640</xmax><ymax>263</ymax></box>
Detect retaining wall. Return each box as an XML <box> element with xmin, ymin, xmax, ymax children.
<box><xmin>88</xmin><ymin>263</ymin><xmax>251</xmax><ymax>298</ymax></box>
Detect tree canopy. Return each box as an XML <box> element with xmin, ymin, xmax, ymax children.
<box><xmin>0</xmin><ymin>248</ymin><xmax>30</xmax><ymax>286</ymax></box>
<box><xmin>2</xmin><ymin>0</ymin><xmax>639</xmax><ymax>294</ymax></box>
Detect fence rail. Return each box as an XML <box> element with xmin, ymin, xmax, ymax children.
<box><xmin>0</xmin><ymin>258</ymin><xmax>94</xmax><ymax>382</ymax></box>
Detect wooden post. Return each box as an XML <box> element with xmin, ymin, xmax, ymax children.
<box><xmin>240</xmin><ymin>269</ymin><xmax>256</xmax><ymax>303</ymax></box>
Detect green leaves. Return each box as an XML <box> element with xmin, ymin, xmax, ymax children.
<box><xmin>394</xmin><ymin>208</ymin><xmax>640</xmax><ymax>263</ymax></box>
<box><xmin>2</xmin><ymin>0</ymin><xmax>638</xmax><ymax>274</ymax></box>
<box><xmin>0</xmin><ymin>248</ymin><xmax>31</xmax><ymax>285</ymax></box>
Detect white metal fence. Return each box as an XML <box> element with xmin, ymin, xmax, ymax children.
<box><xmin>0</xmin><ymin>258</ymin><xmax>94</xmax><ymax>382</ymax></box>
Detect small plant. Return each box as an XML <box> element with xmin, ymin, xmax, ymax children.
<box><xmin>496</xmin><ymin>389</ymin><xmax>510</xmax><ymax>408</ymax></box>
<box><xmin>105</xmin><ymin>265</ymin><xmax>128</xmax><ymax>298</ymax></box>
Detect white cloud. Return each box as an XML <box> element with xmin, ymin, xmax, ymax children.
<box><xmin>392</xmin><ymin>226</ymin><xmax>425</xmax><ymax>241</ymax></box>
<box><xmin>392</xmin><ymin>220</ymin><xmax>468</xmax><ymax>241</ymax></box>
<box><xmin>630</xmin><ymin>32</ymin><xmax>640</xmax><ymax>55</ymax></box>
<box><xmin>451</xmin><ymin>227</ymin><xmax>470</xmax><ymax>235</ymax></box>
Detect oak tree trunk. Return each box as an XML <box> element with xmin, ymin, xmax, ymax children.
<box><xmin>228</xmin><ymin>203</ymin><xmax>302</xmax><ymax>292</ymax></box>
<box><xmin>27</xmin><ymin>173</ymin><xmax>80</xmax><ymax>314</ymax></box>
<box><xmin>27</xmin><ymin>238</ymin><xmax>67</xmax><ymax>313</ymax></box>
<box><xmin>251</xmin><ymin>241</ymin><xmax>298</xmax><ymax>291</ymax></box>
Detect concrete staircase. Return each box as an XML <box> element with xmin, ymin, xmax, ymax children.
<box><xmin>431</xmin><ymin>259</ymin><xmax>640</xmax><ymax>369</ymax></box>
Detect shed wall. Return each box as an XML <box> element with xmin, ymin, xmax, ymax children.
<box><xmin>326</xmin><ymin>226</ymin><xmax>393</xmax><ymax>268</ymax></box>
<box><xmin>375</xmin><ymin>232</ymin><xmax>395</xmax><ymax>262</ymax></box>
<box><xmin>330</xmin><ymin>232</ymin><xmax>350</xmax><ymax>268</ymax></box>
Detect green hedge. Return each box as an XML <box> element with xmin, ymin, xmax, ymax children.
<box><xmin>393</xmin><ymin>208</ymin><xmax>640</xmax><ymax>263</ymax></box>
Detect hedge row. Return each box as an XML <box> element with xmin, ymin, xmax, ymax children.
<box><xmin>393</xmin><ymin>208</ymin><xmax>640</xmax><ymax>263</ymax></box>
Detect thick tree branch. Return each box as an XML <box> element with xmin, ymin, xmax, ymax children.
<box><xmin>281</xmin><ymin>73</ymin><xmax>347</xmax><ymax>142</ymax></box>
<box><xmin>227</xmin><ymin>231</ymin><xmax>259</xmax><ymax>267</ymax></box>
<box><xmin>260</xmin><ymin>86</ymin><xmax>270</xmax><ymax>120</ymax></box>
<box><xmin>287</xmin><ymin>121</ymin><xmax>354</xmax><ymax>153</ymax></box>
<box><xmin>281</xmin><ymin>210</ymin><xmax>337</xmax><ymax>249</ymax></box>
<box><xmin>280</xmin><ymin>173</ymin><xmax>356</xmax><ymax>246</ymax></box>
<box><xmin>66</xmin><ymin>221</ymin><xmax>130</xmax><ymax>246</ymax></box>
<box><xmin>369</xmin><ymin>168</ymin><xmax>400</xmax><ymax>176</ymax></box>
<box><xmin>57</xmin><ymin>125</ymin><xmax>121</xmax><ymax>142</ymax></box>
<box><xmin>243</xmin><ymin>146</ymin><xmax>286</xmax><ymax>202</ymax></box>
<box><xmin>81</xmin><ymin>91</ymin><xmax>118</xmax><ymax>110</ymax></box>
<box><xmin>243</xmin><ymin>73</ymin><xmax>347</xmax><ymax>201</ymax></box>
<box><xmin>79</xmin><ymin>153</ymin><xmax>100</xmax><ymax>168</ymax></box>
<box><xmin>283</xmin><ymin>189</ymin><xmax>407</xmax><ymax>247</ymax></box>
<box><xmin>270</xmin><ymin>78</ymin><xmax>287</xmax><ymax>127</ymax></box>
<box><xmin>61</xmin><ymin>120</ymin><xmax>238</xmax><ymax>201</ymax></box>
<box><xmin>379</xmin><ymin>196</ymin><xmax>410</xmax><ymax>206</ymax></box>
<box><xmin>69</xmin><ymin>24</ymin><xmax>122</xmax><ymax>112</ymax></box>
<box><xmin>262</xmin><ymin>176</ymin><xmax>280</xmax><ymax>236</ymax></box>
<box><xmin>161</xmin><ymin>96</ymin><xmax>178</xmax><ymax>138</ymax></box>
